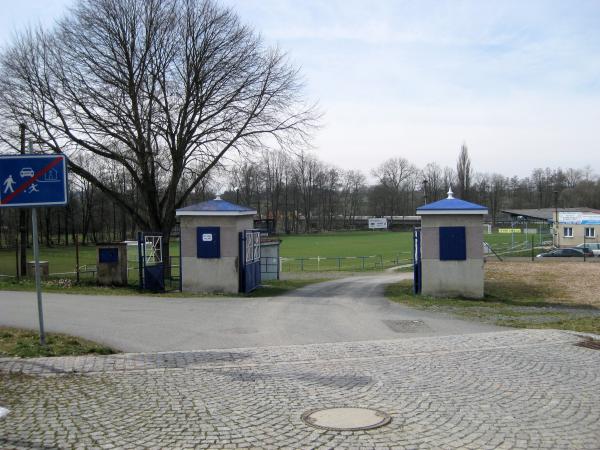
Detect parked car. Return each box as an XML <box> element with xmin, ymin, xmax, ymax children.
<box><xmin>536</xmin><ymin>248</ymin><xmax>588</xmax><ymax>258</ymax></box>
<box><xmin>576</xmin><ymin>242</ymin><xmax>600</xmax><ymax>257</ymax></box>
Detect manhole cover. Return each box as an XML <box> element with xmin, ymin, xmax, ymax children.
<box><xmin>301</xmin><ymin>407</ymin><xmax>391</xmax><ymax>431</ymax></box>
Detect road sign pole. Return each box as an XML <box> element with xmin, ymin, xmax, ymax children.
<box><xmin>19</xmin><ymin>124</ymin><xmax>27</xmax><ymax>277</ymax></box>
<box><xmin>1</xmin><ymin>148</ymin><xmax>67</xmax><ymax>348</ymax></box>
<box><xmin>31</xmin><ymin>207</ymin><xmax>46</xmax><ymax>346</ymax></box>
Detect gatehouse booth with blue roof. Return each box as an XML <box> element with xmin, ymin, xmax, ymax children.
<box><xmin>415</xmin><ymin>189</ymin><xmax>488</xmax><ymax>299</ymax></box>
<box><xmin>175</xmin><ymin>197</ymin><xmax>260</xmax><ymax>294</ymax></box>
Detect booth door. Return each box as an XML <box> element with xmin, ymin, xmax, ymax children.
<box><xmin>239</xmin><ymin>230</ymin><xmax>261</xmax><ymax>293</ymax></box>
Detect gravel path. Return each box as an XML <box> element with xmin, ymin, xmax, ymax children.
<box><xmin>0</xmin><ymin>273</ymin><xmax>500</xmax><ymax>352</ymax></box>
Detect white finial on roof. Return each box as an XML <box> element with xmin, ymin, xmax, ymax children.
<box><xmin>215</xmin><ymin>194</ymin><xmax>222</xmax><ymax>200</ymax></box>
<box><xmin>447</xmin><ymin>187</ymin><xmax>454</xmax><ymax>199</ymax></box>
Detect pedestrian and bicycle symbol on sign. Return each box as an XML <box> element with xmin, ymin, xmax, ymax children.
<box><xmin>0</xmin><ymin>154</ymin><xmax>68</xmax><ymax>207</ymax></box>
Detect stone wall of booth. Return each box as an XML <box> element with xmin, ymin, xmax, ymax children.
<box><xmin>179</xmin><ymin>215</ymin><xmax>253</xmax><ymax>293</ymax></box>
<box><xmin>420</xmin><ymin>214</ymin><xmax>484</xmax><ymax>298</ymax></box>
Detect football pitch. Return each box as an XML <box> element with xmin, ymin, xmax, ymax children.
<box><xmin>0</xmin><ymin>230</ymin><xmax>544</xmax><ymax>277</ymax></box>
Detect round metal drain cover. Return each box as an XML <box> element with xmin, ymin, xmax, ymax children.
<box><xmin>301</xmin><ymin>407</ymin><xmax>391</xmax><ymax>431</ymax></box>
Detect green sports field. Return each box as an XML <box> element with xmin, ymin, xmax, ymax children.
<box><xmin>278</xmin><ymin>231</ymin><xmax>413</xmax><ymax>271</ymax></box>
<box><xmin>0</xmin><ymin>229</ymin><xmax>551</xmax><ymax>277</ymax></box>
<box><xmin>277</xmin><ymin>229</ymin><xmax>551</xmax><ymax>271</ymax></box>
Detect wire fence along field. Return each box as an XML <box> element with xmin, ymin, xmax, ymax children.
<box><xmin>0</xmin><ymin>241</ymin><xmax>181</xmax><ymax>287</ymax></box>
<box><xmin>484</xmin><ymin>232</ymin><xmax>554</xmax><ymax>259</ymax></box>
<box><xmin>0</xmin><ymin>230</ymin><xmax>580</xmax><ymax>281</ymax></box>
<box><xmin>280</xmin><ymin>254</ymin><xmax>412</xmax><ymax>272</ymax></box>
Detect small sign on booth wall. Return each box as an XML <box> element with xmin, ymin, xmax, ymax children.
<box><xmin>202</xmin><ymin>233</ymin><xmax>213</xmax><ymax>242</ymax></box>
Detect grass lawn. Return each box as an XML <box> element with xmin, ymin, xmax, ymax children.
<box><xmin>0</xmin><ymin>230</ymin><xmax>554</xmax><ymax>279</ymax></box>
<box><xmin>278</xmin><ymin>231</ymin><xmax>413</xmax><ymax>271</ymax></box>
<box><xmin>386</xmin><ymin>261</ymin><xmax>600</xmax><ymax>334</ymax></box>
<box><xmin>279</xmin><ymin>231</ymin><xmax>411</xmax><ymax>257</ymax></box>
<box><xmin>0</xmin><ymin>326</ymin><xmax>117</xmax><ymax>358</ymax></box>
<box><xmin>277</xmin><ymin>230</ymin><xmax>549</xmax><ymax>271</ymax></box>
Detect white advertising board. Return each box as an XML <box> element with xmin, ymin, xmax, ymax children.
<box><xmin>558</xmin><ymin>212</ymin><xmax>600</xmax><ymax>225</ymax></box>
<box><xmin>368</xmin><ymin>218</ymin><xmax>388</xmax><ymax>229</ymax></box>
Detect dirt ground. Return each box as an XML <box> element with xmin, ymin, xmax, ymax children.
<box><xmin>485</xmin><ymin>261</ymin><xmax>600</xmax><ymax>308</ymax></box>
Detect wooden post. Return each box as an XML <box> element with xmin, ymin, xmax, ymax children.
<box><xmin>15</xmin><ymin>237</ymin><xmax>20</xmax><ymax>281</ymax></box>
<box><xmin>531</xmin><ymin>235</ymin><xmax>535</xmax><ymax>261</ymax></box>
<box><xmin>75</xmin><ymin>233</ymin><xmax>80</xmax><ymax>284</ymax></box>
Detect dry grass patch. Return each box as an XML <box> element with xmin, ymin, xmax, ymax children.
<box><xmin>485</xmin><ymin>261</ymin><xmax>600</xmax><ymax>308</ymax></box>
<box><xmin>0</xmin><ymin>327</ymin><xmax>117</xmax><ymax>358</ymax></box>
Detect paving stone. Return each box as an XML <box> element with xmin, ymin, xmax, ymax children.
<box><xmin>0</xmin><ymin>329</ymin><xmax>599</xmax><ymax>449</ymax></box>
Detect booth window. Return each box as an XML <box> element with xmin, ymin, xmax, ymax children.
<box><xmin>439</xmin><ymin>226</ymin><xmax>466</xmax><ymax>261</ymax></box>
<box><xmin>563</xmin><ymin>227</ymin><xmax>573</xmax><ymax>238</ymax></box>
<box><xmin>585</xmin><ymin>227</ymin><xmax>596</xmax><ymax>238</ymax></box>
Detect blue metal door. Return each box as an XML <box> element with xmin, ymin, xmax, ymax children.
<box><xmin>239</xmin><ymin>230</ymin><xmax>261</xmax><ymax>293</ymax></box>
<box><xmin>413</xmin><ymin>227</ymin><xmax>422</xmax><ymax>294</ymax></box>
<box><xmin>138</xmin><ymin>232</ymin><xmax>165</xmax><ymax>292</ymax></box>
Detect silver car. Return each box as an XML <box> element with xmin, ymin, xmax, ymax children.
<box><xmin>576</xmin><ymin>242</ymin><xmax>600</xmax><ymax>256</ymax></box>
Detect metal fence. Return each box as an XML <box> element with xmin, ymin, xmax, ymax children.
<box><xmin>279</xmin><ymin>254</ymin><xmax>412</xmax><ymax>272</ymax></box>
<box><xmin>0</xmin><ymin>255</ymin><xmax>181</xmax><ymax>290</ymax></box>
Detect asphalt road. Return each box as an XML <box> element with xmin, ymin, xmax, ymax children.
<box><xmin>0</xmin><ymin>274</ymin><xmax>501</xmax><ymax>352</ymax></box>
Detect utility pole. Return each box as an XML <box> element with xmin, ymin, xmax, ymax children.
<box><xmin>422</xmin><ymin>179</ymin><xmax>428</xmax><ymax>204</ymax></box>
<box><xmin>19</xmin><ymin>124</ymin><xmax>27</xmax><ymax>277</ymax></box>
<box><xmin>553</xmin><ymin>190</ymin><xmax>559</xmax><ymax>248</ymax></box>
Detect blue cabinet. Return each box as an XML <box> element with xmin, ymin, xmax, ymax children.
<box><xmin>197</xmin><ymin>227</ymin><xmax>221</xmax><ymax>258</ymax></box>
<box><xmin>98</xmin><ymin>247</ymin><xmax>119</xmax><ymax>263</ymax></box>
<box><xmin>439</xmin><ymin>226</ymin><xmax>466</xmax><ymax>261</ymax></box>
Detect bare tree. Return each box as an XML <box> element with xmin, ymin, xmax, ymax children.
<box><xmin>422</xmin><ymin>162</ymin><xmax>444</xmax><ymax>202</ymax></box>
<box><xmin>340</xmin><ymin>170</ymin><xmax>365</xmax><ymax>227</ymax></box>
<box><xmin>0</xmin><ymin>0</ymin><xmax>316</xmax><ymax>251</ymax></box>
<box><xmin>456</xmin><ymin>143</ymin><xmax>473</xmax><ymax>200</ymax></box>
<box><xmin>371</xmin><ymin>157</ymin><xmax>417</xmax><ymax>217</ymax></box>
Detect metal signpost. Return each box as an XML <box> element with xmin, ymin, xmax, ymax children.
<box><xmin>0</xmin><ymin>154</ymin><xmax>68</xmax><ymax>345</ymax></box>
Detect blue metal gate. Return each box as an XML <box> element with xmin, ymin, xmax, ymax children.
<box><xmin>138</xmin><ymin>232</ymin><xmax>165</xmax><ymax>292</ymax></box>
<box><xmin>239</xmin><ymin>229</ymin><xmax>261</xmax><ymax>293</ymax></box>
<box><xmin>413</xmin><ymin>227</ymin><xmax>422</xmax><ymax>294</ymax></box>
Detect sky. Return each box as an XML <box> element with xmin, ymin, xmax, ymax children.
<box><xmin>1</xmin><ymin>0</ymin><xmax>599</xmax><ymax>178</ymax></box>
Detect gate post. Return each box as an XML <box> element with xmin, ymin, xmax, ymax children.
<box><xmin>413</xmin><ymin>227</ymin><xmax>421</xmax><ymax>294</ymax></box>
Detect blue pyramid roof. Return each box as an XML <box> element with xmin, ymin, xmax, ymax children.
<box><xmin>176</xmin><ymin>197</ymin><xmax>256</xmax><ymax>216</ymax></box>
<box><xmin>417</xmin><ymin>192</ymin><xmax>487</xmax><ymax>215</ymax></box>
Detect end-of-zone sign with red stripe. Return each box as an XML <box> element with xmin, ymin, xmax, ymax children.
<box><xmin>0</xmin><ymin>154</ymin><xmax>68</xmax><ymax>207</ymax></box>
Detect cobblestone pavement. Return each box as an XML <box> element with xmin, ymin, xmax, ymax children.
<box><xmin>1</xmin><ymin>329</ymin><xmax>599</xmax><ymax>449</ymax></box>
